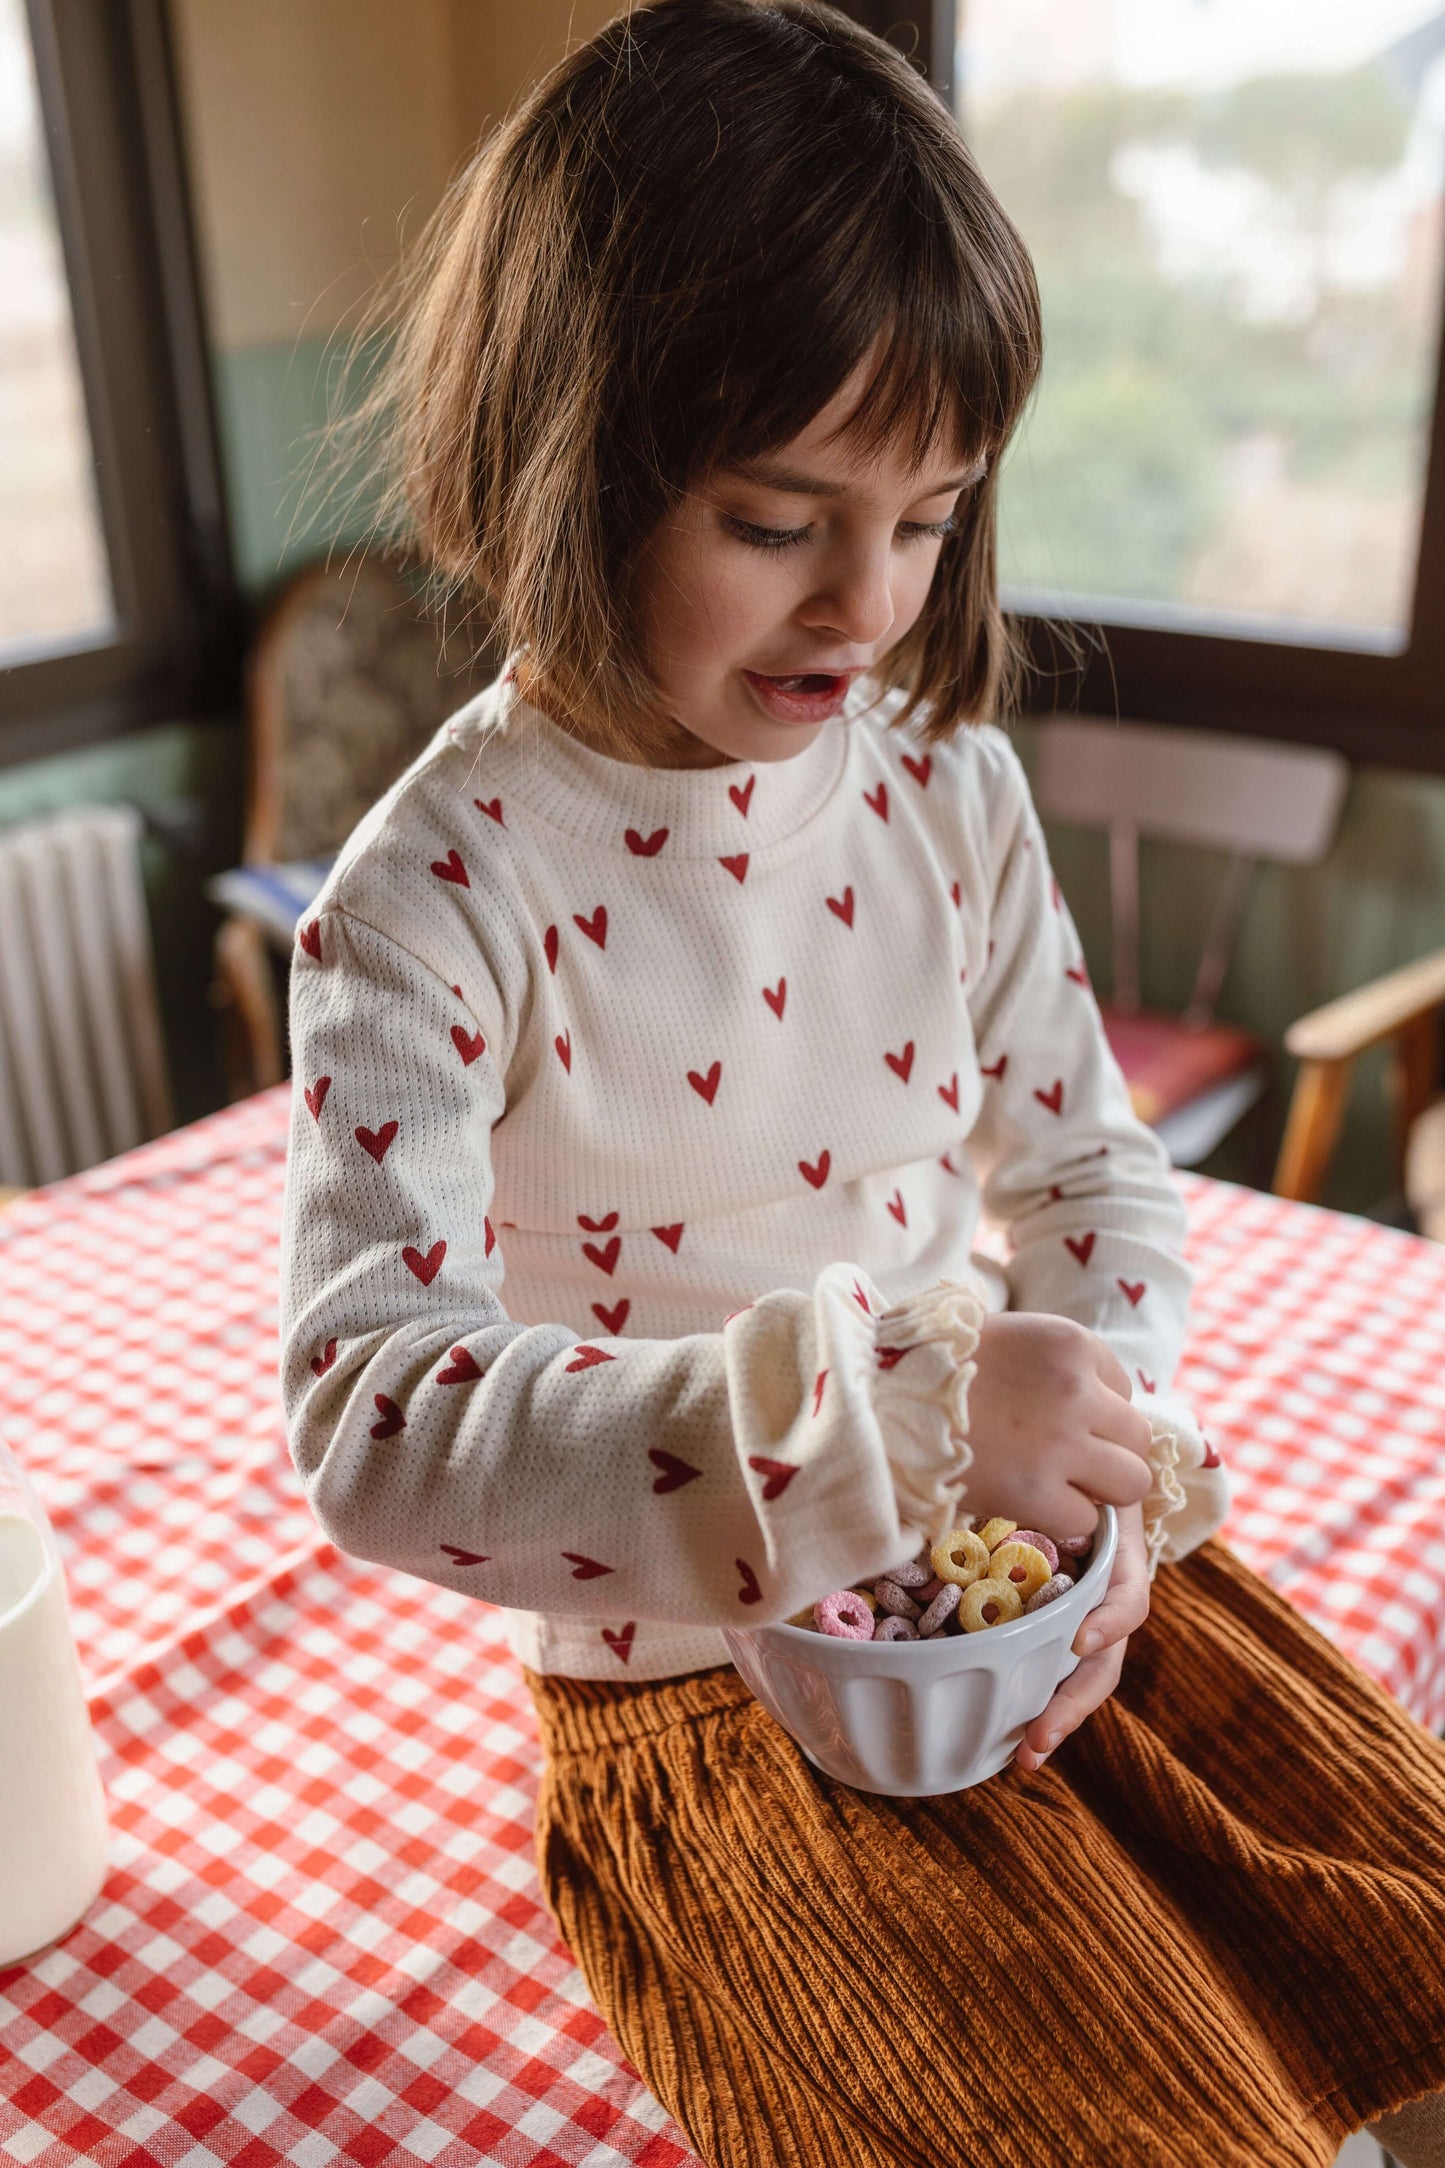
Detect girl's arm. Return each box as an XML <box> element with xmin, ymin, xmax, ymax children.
<box><xmin>961</xmin><ymin>729</ymin><xmax>1232</xmax><ymax>1578</ymax></box>
<box><xmin>280</xmin><ymin>906</ymin><xmax>990</xmax><ymax>1627</ymax></box>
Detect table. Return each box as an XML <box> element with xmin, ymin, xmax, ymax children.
<box><xmin>2</xmin><ymin>1084</ymin><xmax>1444</xmax><ymax>2166</ymax></box>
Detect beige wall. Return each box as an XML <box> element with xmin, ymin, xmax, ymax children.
<box><xmin>171</xmin><ymin>0</ymin><xmax>621</xmax><ymax>350</ymax></box>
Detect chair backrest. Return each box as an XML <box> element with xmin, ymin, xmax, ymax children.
<box><xmin>243</xmin><ymin>555</ymin><xmax>504</xmax><ymax>865</ymax></box>
<box><xmin>1031</xmin><ymin>715</ymin><xmax>1351</xmax><ymax>1023</ymax></box>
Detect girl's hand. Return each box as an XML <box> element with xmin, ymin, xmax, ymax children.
<box><xmin>1013</xmin><ymin>1499</ymin><xmax>1149</xmax><ymax>1773</ymax></box>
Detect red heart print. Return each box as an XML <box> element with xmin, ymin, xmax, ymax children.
<box><xmin>852</xmin><ymin>1280</ymin><xmax>872</xmax><ymax>1314</ymax></box>
<box><xmin>563</xmin><ymin>1552</ymin><xmax>614</xmax><ymax>1579</ymax></box>
<box><xmin>652</xmin><ymin>1223</ymin><xmax>683</xmax><ymax>1251</ymax></box>
<box><xmin>798</xmin><ymin>1150</ymin><xmax>831</xmax><ymax>1189</ymax></box>
<box><xmin>864</xmin><ymin>781</ymin><xmax>888</xmax><ymax>820</ymax></box>
<box><xmin>310</xmin><ymin>1337</ymin><xmax>337</xmax><ymax>1377</ymax></box>
<box><xmin>688</xmin><ymin>1061</ymin><xmax>721</xmax><ymax>1105</ymax></box>
<box><xmin>371</xmin><ymin>1394</ymin><xmax>405</xmax><ymax>1439</ymax></box>
<box><xmin>602</xmin><ymin>1622</ymin><xmax>636</xmax><ymax>1663</ymax></box>
<box><xmin>736</xmin><ymin>1559</ymin><xmax>762</xmax><ymax>1605</ymax></box>
<box><xmin>431</xmin><ymin>849</ymin><xmax>469</xmax><ymax>887</ymax></box>
<box><xmin>579</xmin><ymin>1211</ymin><xmax>619</xmax><ymax>1232</ymax></box>
<box><xmin>441</xmin><ymin>1544</ymin><xmax>490</xmax><ymax>1566</ymax></box>
<box><xmin>625</xmin><ymin>827</ymin><xmax>668</xmax><ymax>856</ymax></box>
<box><xmin>555</xmin><ymin>1029</ymin><xmax>572</xmax><ymax>1071</ymax></box>
<box><xmin>355</xmin><ymin>1121</ymin><xmax>399</xmax><ymax>1163</ymax></box>
<box><xmin>884</xmin><ymin>1042</ymin><xmax>914</xmax><ymax>1083</ymax></box>
<box><xmin>1049</xmin><ymin>1185</ymin><xmax>1067</xmax><ymax>1202</ymax></box>
<box><xmin>879</xmin><ymin>1343</ymin><xmax>918</xmax><ymax>1371</ymax></box>
<box><xmin>763</xmin><ymin>978</ymin><xmax>786</xmax><ymax>1019</ymax></box>
<box><xmin>565</xmin><ymin>1344</ymin><xmax>614</xmax><ymax>1371</ymax></box>
<box><xmin>812</xmin><ymin>1369</ymin><xmax>827</xmax><ymax>1416</ymax></box>
<box><xmin>1034</xmin><ymin>1080</ymin><xmax>1064</xmax><ymax>1115</ymax></box>
<box><xmin>950</xmin><ymin>879</ymin><xmax>962</xmax><ymax>908</ymax></box>
<box><xmin>438</xmin><ymin>1346</ymin><xmax>482</xmax><ymax>1383</ymax></box>
<box><xmin>451</xmin><ymin>1026</ymin><xmax>486</xmax><ymax>1065</ymax></box>
<box><xmin>452</xmin><ymin>985</ymin><xmax>463</xmax><ymax>997</ymax></box>
<box><xmin>304</xmin><ymin>1076</ymin><xmax>330</xmax><ymax>1120</ymax></box>
<box><xmin>729</xmin><ymin>774</ymin><xmax>755</xmax><ymax>817</ymax></box>
<box><xmin>583</xmin><ymin>1236</ymin><xmax>620</xmax><ymax>1275</ymax></box>
<box><xmin>981</xmin><ymin>1055</ymin><xmax>1008</xmax><ymax>1082</ymax></box>
<box><xmin>1066</xmin><ymin>962</ymin><xmax>1090</xmax><ymax>987</ymax></box>
<box><xmin>403</xmin><ymin>1240</ymin><xmax>446</xmax><ymax>1286</ymax></box>
<box><xmin>901</xmin><ymin>751</ymin><xmax>932</xmax><ymax>789</ymax></box>
<box><xmin>544</xmin><ymin>925</ymin><xmax>559</xmax><ymax>972</ymax></box>
<box><xmin>574</xmin><ymin>904</ymin><xmax>607</xmax><ymax>948</ymax></box>
<box><xmin>747</xmin><ymin>1456</ymin><xmax>798</xmax><ymax>1502</ymax></box>
<box><xmin>937</xmin><ymin>1073</ymin><xmax>960</xmax><ymax>1111</ymax></box>
<box><xmin>592</xmin><ymin>1298</ymin><xmax>629</xmax><ymax>1334</ymax></box>
<box><xmin>649</xmin><ymin>1448</ymin><xmax>702</xmax><ymax>1494</ymax></box>
<box><xmin>826</xmin><ymin>886</ymin><xmax>855</xmax><ymax>927</ymax></box>
<box><xmin>474</xmin><ymin>797</ymin><xmax>505</xmax><ymax>826</ymax></box>
<box><xmin>886</xmin><ymin>1190</ymin><xmax>906</xmax><ymax>1225</ymax></box>
<box><xmin>484</xmin><ymin>1217</ymin><xmax>496</xmax><ymax>1258</ymax></box>
<box><xmin>1065</xmin><ymin>1233</ymin><xmax>1096</xmax><ymax>1266</ymax></box>
<box><xmin>1118</xmin><ymin>1279</ymin><xmax>1146</xmax><ymax>1307</ymax></box>
<box><xmin>298</xmin><ymin>919</ymin><xmax>322</xmax><ymax>960</ymax></box>
<box><xmin>719</xmin><ymin>853</ymin><xmax>749</xmax><ymax>884</ymax></box>
<box><xmin>1202</xmin><ymin>1439</ymin><xmax>1221</xmax><ymax>1468</ymax></box>
<box><xmin>1137</xmin><ymin>1370</ymin><xmax>1156</xmax><ymax>1393</ymax></box>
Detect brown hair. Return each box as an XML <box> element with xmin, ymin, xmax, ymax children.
<box><xmin>338</xmin><ymin>0</ymin><xmax>1044</xmax><ymax>762</ymax></box>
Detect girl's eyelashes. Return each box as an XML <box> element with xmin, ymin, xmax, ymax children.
<box><xmin>722</xmin><ymin>512</ymin><xmax>960</xmax><ymax>553</ymax></box>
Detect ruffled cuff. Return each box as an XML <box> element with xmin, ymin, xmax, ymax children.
<box><xmin>1141</xmin><ymin>1396</ymin><xmax>1232</xmax><ymax>1580</ymax></box>
<box><xmin>871</xmin><ymin>1276</ymin><xmax>991</xmax><ymax>1549</ymax></box>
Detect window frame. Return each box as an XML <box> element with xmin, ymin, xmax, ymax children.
<box><xmin>1</xmin><ymin>0</ymin><xmax>240</xmax><ymax>771</ymax></box>
<box><xmin>852</xmin><ymin>0</ymin><xmax>1445</xmax><ymax>774</ymax></box>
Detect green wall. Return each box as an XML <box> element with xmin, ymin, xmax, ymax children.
<box><xmin>3</xmin><ymin>329</ymin><xmax>1438</xmax><ymax>1220</ymax></box>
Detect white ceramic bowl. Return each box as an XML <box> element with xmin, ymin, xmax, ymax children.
<box><xmin>721</xmin><ymin>1506</ymin><xmax>1118</xmax><ymax>1797</ymax></box>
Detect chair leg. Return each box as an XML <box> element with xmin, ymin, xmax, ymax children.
<box><xmin>1273</xmin><ymin>1055</ymin><xmax>1355</xmax><ymax>1203</ymax></box>
<box><xmin>208</xmin><ymin>917</ymin><xmax>285</xmax><ymax>1101</ymax></box>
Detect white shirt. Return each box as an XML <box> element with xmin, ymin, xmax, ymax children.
<box><xmin>279</xmin><ymin>659</ymin><xmax>1230</xmax><ymax>1678</ymax></box>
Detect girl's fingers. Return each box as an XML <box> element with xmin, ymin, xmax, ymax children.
<box><xmin>1018</xmin><ymin>1640</ymin><xmax>1127</xmax><ymax>1767</ymax></box>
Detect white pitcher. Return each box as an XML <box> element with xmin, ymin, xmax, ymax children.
<box><xmin>0</xmin><ymin>1443</ymin><xmax>108</xmax><ymax>1967</ymax></box>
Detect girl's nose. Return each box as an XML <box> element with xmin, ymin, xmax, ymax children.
<box><xmin>798</xmin><ymin>548</ymin><xmax>897</xmax><ymax>649</ymax></box>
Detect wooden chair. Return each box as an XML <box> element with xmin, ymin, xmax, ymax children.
<box><xmin>1273</xmin><ymin>948</ymin><xmax>1445</xmax><ymax>1237</ymax></box>
<box><xmin>208</xmin><ymin>556</ymin><xmax>501</xmax><ymax>1100</ymax></box>
<box><xmin>1031</xmin><ymin>716</ymin><xmax>1352</xmax><ymax>1171</ymax></box>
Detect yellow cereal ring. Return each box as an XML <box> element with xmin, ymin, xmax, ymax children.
<box><xmin>787</xmin><ymin>1604</ymin><xmax>819</xmax><ymax>1628</ymax></box>
<box><xmin>989</xmin><ymin>1540</ymin><xmax>1051</xmax><ymax>1603</ymax></box>
<box><xmin>959</xmin><ymin>1577</ymin><xmax>1024</xmax><ymax>1632</ymax></box>
<box><xmin>850</xmin><ymin>1587</ymin><xmax>880</xmax><ymax>1613</ymax></box>
<box><xmin>930</xmin><ymin>1528</ymin><xmax>991</xmax><ymax>1588</ymax></box>
<box><xmin>977</xmin><ymin>1518</ymin><xmax>1018</xmax><ymax>1552</ymax></box>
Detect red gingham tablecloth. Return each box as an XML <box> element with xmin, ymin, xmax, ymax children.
<box><xmin>2</xmin><ymin>1082</ymin><xmax>1444</xmax><ymax>2166</ymax></box>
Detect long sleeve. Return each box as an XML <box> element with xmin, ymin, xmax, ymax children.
<box><xmin>279</xmin><ymin>905</ymin><xmax>991</xmax><ymax>1634</ymax></box>
<box><xmin>960</xmin><ymin>730</ymin><xmax>1231</xmax><ymax>1577</ymax></box>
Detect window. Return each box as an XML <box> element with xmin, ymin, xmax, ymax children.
<box><xmin>0</xmin><ymin>0</ymin><xmax>237</xmax><ymax>769</ymax></box>
<box><xmin>851</xmin><ymin>2</ymin><xmax>1445</xmax><ymax>772</ymax></box>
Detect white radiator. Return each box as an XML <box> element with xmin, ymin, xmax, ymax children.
<box><xmin>0</xmin><ymin>804</ymin><xmax>174</xmax><ymax>1187</ymax></box>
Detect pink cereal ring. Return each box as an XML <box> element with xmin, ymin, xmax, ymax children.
<box><xmin>874</xmin><ymin>1579</ymin><xmax>922</xmax><ymax>1621</ymax></box>
<box><xmin>815</xmin><ymin>1589</ymin><xmax>875</xmax><ymax>1639</ymax></box>
<box><xmin>1056</xmin><ymin>1531</ymin><xmax>1094</xmax><ymax>1557</ymax></box>
<box><xmin>1025</xmin><ymin>1573</ymin><xmax>1074</xmax><ymax>1613</ymax></box>
<box><xmin>880</xmin><ymin>1558</ymin><xmax>931</xmax><ymax>1589</ymax></box>
<box><xmin>915</xmin><ymin>1575</ymin><xmax>948</xmax><ymax>1605</ymax></box>
<box><xmin>917</xmin><ymin>1582</ymin><xmax>962</xmax><ymax>1637</ymax></box>
<box><xmin>874</xmin><ymin>1614</ymin><xmax>919</xmax><ymax>1642</ymax></box>
<box><xmin>1007</xmin><ymin>1529</ymin><xmax>1059</xmax><ymax>1575</ymax></box>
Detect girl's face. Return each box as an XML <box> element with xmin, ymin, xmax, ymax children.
<box><xmin>630</xmin><ymin>349</ymin><xmax>986</xmax><ymax>770</ymax></box>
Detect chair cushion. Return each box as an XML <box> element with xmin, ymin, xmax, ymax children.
<box><xmin>1099</xmin><ymin>1002</ymin><xmax>1270</xmax><ymax>1124</ymax></box>
<box><xmin>206</xmin><ymin>857</ymin><xmax>336</xmax><ymax>949</ymax></box>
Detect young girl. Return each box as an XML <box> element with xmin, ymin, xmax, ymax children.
<box><xmin>279</xmin><ymin>4</ymin><xmax>1445</xmax><ymax>2162</ymax></box>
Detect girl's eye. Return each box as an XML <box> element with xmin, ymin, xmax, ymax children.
<box><xmin>723</xmin><ymin>513</ymin><xmax>959</xmax><ymax>552</ymax></box>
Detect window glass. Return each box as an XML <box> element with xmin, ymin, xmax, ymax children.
<box><xmin>955</xmin><ymin>0</ymin><xmax>1445</xmax><ymax>651</ymax></box>
<box><xmin>0</xmin><ymin>0</ymin><xmax>113</xmax><ymax>662</ymax></box>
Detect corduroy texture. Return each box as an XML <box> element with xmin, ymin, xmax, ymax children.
<box><xmin>527</xmin><ymin>1539</ymin><xmax>1445</xmax><ymax>2168</ymax></box>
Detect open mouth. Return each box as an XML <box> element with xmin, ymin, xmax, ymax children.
<box><xmin>760</xmin><ymin>672</ymin><xmax>844</xmax><ymax>693</ymax></box>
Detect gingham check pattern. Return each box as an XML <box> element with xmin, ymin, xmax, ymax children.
<box><xmin>1</xmin><ymin>1083</ymin><xmax>1442</xmax><ymax>2166</ymax></box>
